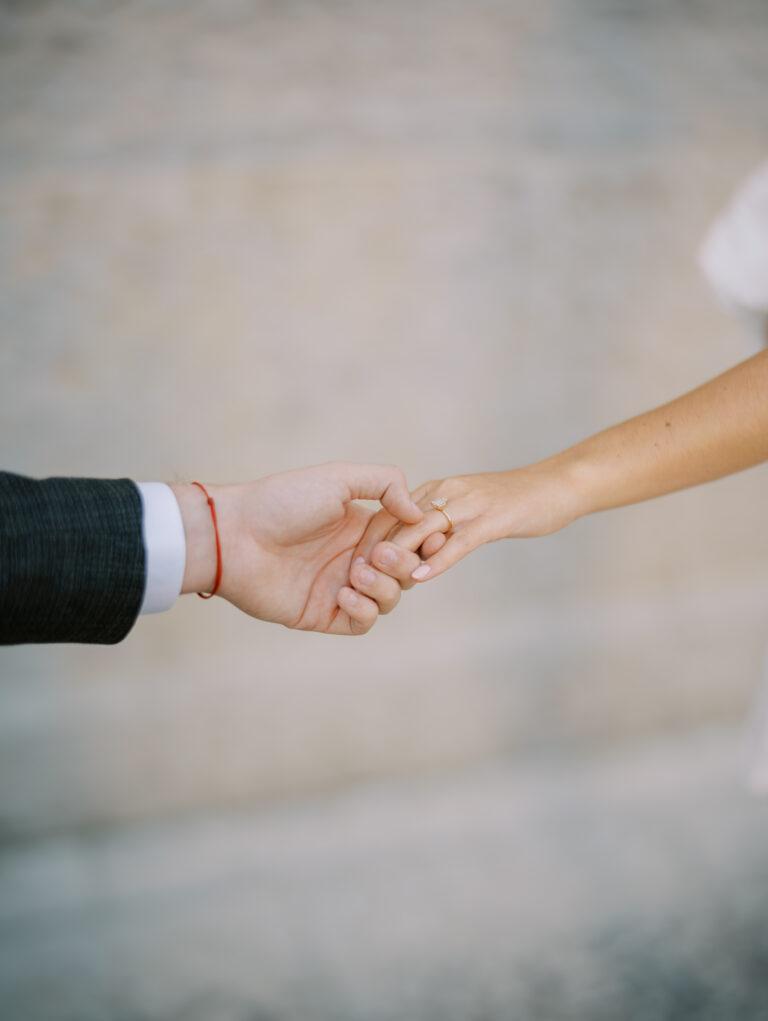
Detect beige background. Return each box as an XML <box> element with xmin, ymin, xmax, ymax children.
<box><xmin>1</xmin><ymin>2</ymin><xmax>768</xmax><ymax>1018</ymax></box>
<box><xmin>2</xmin><ymin>0</ymin><xmax>767</xmax><ymax>837</ymax></box>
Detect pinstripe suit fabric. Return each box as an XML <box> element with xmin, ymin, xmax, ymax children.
<box><xmin>0</xmin><ymin>472</ymin><xmax>145</xmax><ymax>645</ymax></box>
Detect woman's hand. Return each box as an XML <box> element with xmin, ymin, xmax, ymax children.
<box><xmin>353</xmin><ymin>460</ymin><xmax>582</xmax><ymax>585</ymax></box>
<box><xmin>352</xmin><ymin>351</ymin><xmax>768</xmax><ymax>595</ymax></box>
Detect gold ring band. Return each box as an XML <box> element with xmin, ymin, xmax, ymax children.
<box><xmin>436</xmin><ymin>507</ymin><xmax>454</xmax><ymax>531</ymax></box>
<box><xmin>430</xmin><ymin>499</ymin><xmax>454</xmax><ymax>533</ymax></box>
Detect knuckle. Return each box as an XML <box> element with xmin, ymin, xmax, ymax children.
<box><xmin>352</xmin><ymin>564</ymin><xmax>373</xmax><ymax>589</ymax></box>
<box><xmin>374</xmin><ymin>541</ymin><xmax>399</xmax><ymax>566</ymax></box>
<box><xmin>380</xmin><ymin>584</ymin><xmax>401</xmax><ymax>615</ymax></box>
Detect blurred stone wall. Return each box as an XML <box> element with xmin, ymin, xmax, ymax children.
<box><xmin>1</xmin><ymin>0</ymin><xmax>767</xmax><ymax>839</ymax></box>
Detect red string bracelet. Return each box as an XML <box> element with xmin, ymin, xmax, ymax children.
<box><xmin>190</xmin><ymin>481</ymin><xmax>223</xmax><ymax>599</ymax></box>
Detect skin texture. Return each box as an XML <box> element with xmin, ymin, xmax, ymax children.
<box><xmin>358</xmin><ymin>348</ymin><xmax>768</xmax><ymax>586</ymax></box>
<box><xmin>172</xmin><ymin>462</ymin><xmax>423</xmax><ymax>636</ymax></box>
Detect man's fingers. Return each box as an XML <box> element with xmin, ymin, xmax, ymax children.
<box><xmin>410</xmin><ymin>529</ymin><xmax>478</xmax><ymax>583</ymax></box>
<box><xmin>337</xmin><ymin>586</ymin><xmax>379</xmax><ymax>635</ymax></box>
<box><xmin>420</xmin><ymin>532</ymin><xmax>447</xmax><ymax>559</ymax></box>
<box><xmin>349</xmin><ymin>559</ymin><xmax>402</xmax><ymax>614</ymax></box>
<box><xmin>352</xmin><ymin>507</ymin><xmax>398</xmax><ymax>564</ymax></box>
<box><xmin>335</xmin><ymin>463</ymin><xmax>423</xmax><ymax>524</ymax></box>
<box><xmin>370</xmin><ymin>541</ymin><xmax>423</xmax><ymax>590</ymax></box>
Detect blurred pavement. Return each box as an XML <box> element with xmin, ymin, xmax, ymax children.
<box><xmin>3</xmin><ymin>729</ymin><xmax>768</xmax><ymax>1021</ymax></box>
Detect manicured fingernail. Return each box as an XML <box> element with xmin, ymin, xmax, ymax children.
<box><xmin>378</xmin><ymin>547</ymin><xmax>396</xmax><ymax>566</ymax></box>
<box><xmin>354</xmin><ymin>556</ymin><xmax>366</xmax><ymax>565</ymax></box>
<box><xmin>358</xmin><ymin>567</ymin><xmax>376</xmax><ymax>586</ymax></box>
<box><xmin>412</xmin><ymin>564</ymin><xmax>431</xmax><ymax>580</ymax></box>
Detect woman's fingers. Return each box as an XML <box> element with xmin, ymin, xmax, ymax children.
<box><xmin>370</xmin><ymin>541</ymin><xmax>423</xmax><ymax>590</ymax></box>
<box><xmin>410</xmin><ymin>528</ymin><xmax>479</xmax><ymax>582</ymax></box>
<box><xmin>349</xmin><ymin>557</ymin><xmax>402</xmax><ymax>614</ymax></box>
<box><xmin>335</xmin><ymin>586</ymin><xmax>379</xmax><ymax>635</ymax></box>
<box><xmin>346</xmin><ymin>480</ymin><xmax>478</xmax><ymax>609</ymax></box>
<box><xmin>385</xmin><ymin>508</ymin><xmax>455</xmax><ymax>554</ymax></box>
<box><xmin>420</xmin><ymin>531</ymin><xmax>446</xmax><ymax>559</ymax></box>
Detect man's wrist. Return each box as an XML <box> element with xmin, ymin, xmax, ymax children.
<box><xmin>170</xmin><ymin>483</ymin><xmax>219</xmax><ymax>595</ymax></box>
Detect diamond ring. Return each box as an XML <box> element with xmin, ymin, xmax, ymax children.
<box><xmin>430</xmin><ymin>497</ymin><xmax>454</xmax><ymax>532</ymax></box>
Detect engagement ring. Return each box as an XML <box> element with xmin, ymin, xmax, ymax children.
<box><xmin>430</xmin><ymin>498</ymin><xmax>454</xmax><ymax>532</ymax></box>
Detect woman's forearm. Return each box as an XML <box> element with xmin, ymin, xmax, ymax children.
<box><xmin>375</xmin><ymin>349</ymin><xmax>768</xmax><ymax>583</ymax></box>
<box><xmin>553</xmin><ymin>348</ymin><xmax>768</xmax><ymax>518</ymax></box>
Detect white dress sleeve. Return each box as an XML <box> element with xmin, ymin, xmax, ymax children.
<box><xmin>699</xmin><ymin>160</ymin><xmax>768</xmax><ymax>347</ymax></box>
<box><xmin>699</xmin><ymin>162</ymin><xmax>768</xmax><ymax>793</ymax></box>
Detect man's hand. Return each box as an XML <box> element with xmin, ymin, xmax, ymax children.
<box><xmin>172</xmin><ymin>463</ymin><xmax>423</xmax><ymax>635</ymax></box>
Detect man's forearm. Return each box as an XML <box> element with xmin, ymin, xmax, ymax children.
<box><xmin>552</xmin><ymin>348</ymin><xmax>768</xmax><ymax>519</ymax></box>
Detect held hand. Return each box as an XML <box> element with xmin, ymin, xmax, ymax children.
<box><xmin>173</xmin><ymin>462</ymin><xmax>422</xmax><ymax>635</ymax></box>
<box><xmin>360</xmin><ymin>461</ymin><xmax>581</xmax><ymax>585</ymax></box>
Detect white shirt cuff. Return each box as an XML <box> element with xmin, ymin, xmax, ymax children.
<box><xmin>136</xmin><ymin>482</ymin><xmax>186</xmax><ymax>615</ymax></box>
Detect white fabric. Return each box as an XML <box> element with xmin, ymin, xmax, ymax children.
<box><xmin>702</xmin><ymin>160</ymin><xmax>768</xmax><ymax>793</ymax></box>
<box><xmin>699</xmin><ymin>161</ymin><xmax>768</xmax><ymax>346</ymax></box>
<box><xmin>136</xmin><ymin>482</ymin><xmax>186</xmax><ymax>615</ymax></box>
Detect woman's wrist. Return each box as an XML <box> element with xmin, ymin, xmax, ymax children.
<box><xmin>537</xmin><ymin>450</ymin><xmax>599</xmax><ymax>525</ymax></box>
<box><xmin>493</xmin><ymin>453</ymin><xmax>594</xmax><ymax>538</ymax></box>
<box><xmin>171</xmin><ymin>483</ymin><xmax>219</xmax><ymax>595</ymax></box>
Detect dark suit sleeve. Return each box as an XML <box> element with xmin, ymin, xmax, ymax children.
<box><xmin>0</xmin><ymin>472</ymin><xmax>146</xmax><ymax>645</ymax></box>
